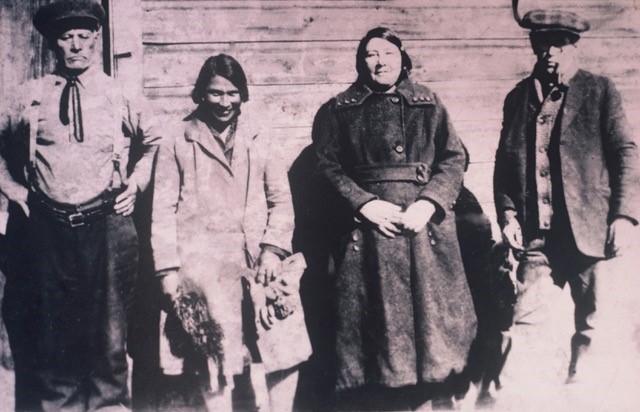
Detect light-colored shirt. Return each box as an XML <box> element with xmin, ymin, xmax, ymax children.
<box><xmin>0</xmin><ymin>66</ymin><xmax>161</xmax><ymax>204</ymax></box>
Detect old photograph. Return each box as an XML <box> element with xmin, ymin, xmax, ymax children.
<box><xmin>1</xmin><ymin>0</ymin><xmax>639</xmax><ymax>411</ymax></box>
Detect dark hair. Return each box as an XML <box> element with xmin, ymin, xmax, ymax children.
<box><xmin>191</xmin><ymin>54</ymin><xmax>249</xmax><ymax>104</ymax></box>
<box><xmin>355</xmin><ymin>27</ymin><xmax>412</xmax><ymax>84</ymax></box>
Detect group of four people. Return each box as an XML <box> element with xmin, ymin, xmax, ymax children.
<box><xmin>1</xmin><ymin>0</ymin><xmax>638</xmax><ymax>411</ymax></box>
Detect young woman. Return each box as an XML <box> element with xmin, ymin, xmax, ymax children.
<box><xmin>151</xmin><ymin>54</ymin><xmax>297</xmax><ymax>411</ymax></box>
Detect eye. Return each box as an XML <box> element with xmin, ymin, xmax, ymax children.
<box><xmin>228</xmin><ymin>91</ymin><xmax>240</xmax><ymax>97</ymax></box>
<box><xmin>208</xmin><ymin>90</ymin><xmax>223</xmax><ymax>97</ymax></box>
<box><xmin>366</xmin><ymin>52</ymin><xmax>377</xmax><ymax>58</ymax></box>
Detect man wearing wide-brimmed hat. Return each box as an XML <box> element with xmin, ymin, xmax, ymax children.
<box><xmin>493</xmin><ymin>1</ymin><xmax>640</xmax><ymax>393</ymax></box>
<box><xmin>0</xmin><ymin>0</ymin><xmax>161</xmax><ymax>409</ymax></box>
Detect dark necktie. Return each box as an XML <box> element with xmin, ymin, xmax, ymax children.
<box><xmin>59</xmin><ymin>76</ymin><xmax>84</xmax><ymax>142</ymax></box>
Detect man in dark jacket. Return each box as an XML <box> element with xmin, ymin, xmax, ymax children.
<box><xmin>493</xmin><ymin>8</ymin><xmax>640</xmax><ymax>385</ymax></box>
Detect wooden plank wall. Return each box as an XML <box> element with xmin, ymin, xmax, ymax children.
<box><xmin>141</xmin><ymin>0</ymin><xmax>640</xmax><ymax>230</ymax></box>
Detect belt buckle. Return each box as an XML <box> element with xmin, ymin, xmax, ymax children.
<box><xmin>68</xmin><ymin>212</ymin><xmax>85</xmax><ymax>228</ymax></box>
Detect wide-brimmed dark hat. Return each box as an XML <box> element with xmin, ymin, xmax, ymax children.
<box><xmin>33</xmin><ymin>0</ymin><xmax>105</xmax><ymax>38</ymax></box>
<box><xmin>520</xmin><ymin>9</ymin><xmax>590</xmax><ymax>36</ymax></box>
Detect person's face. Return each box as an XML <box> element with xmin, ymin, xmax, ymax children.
<box><xmin>364</xmin><ymin>37</ymin><xmax>403</xmax><ymax>87</ymax></box>
<box><xmin>531</xmin><ymin>31</ymin><xmax>578</xmax><ymax>75</ymax></box>
<box><xmin>54</xmin><ymin>29</ymin><xmax>99</xmax><ymax>71</ymax></box>
<box><xmin>203</xmin><ymin>75</ymin><xmax>242</xmax><ymax>124</ymax></box>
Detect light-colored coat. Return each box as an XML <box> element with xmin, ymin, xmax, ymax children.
<box><xmin>151</xmin><ymin>107</ymin><xmax>294</xmax><ymax>375</ymax></box>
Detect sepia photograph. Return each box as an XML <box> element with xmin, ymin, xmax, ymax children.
<box><xmin>1</xmin><ymin>0</ymin><xmax>639</xmax><ymax>410</ymax></box>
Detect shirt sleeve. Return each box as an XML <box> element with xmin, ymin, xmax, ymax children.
<box><xmin>122</xmin><ymin>92</ymin><xmax>162</xmax><ymax>192</ymax></box>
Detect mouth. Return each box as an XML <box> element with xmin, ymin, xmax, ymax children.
<box><xmin>215</xmin><ymin>110</ymin><xmax>234</xmax><ymax>118</ymax></box>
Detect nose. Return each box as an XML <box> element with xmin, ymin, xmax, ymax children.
<box><xmin>70</xmin><ymin>36</ymin><xmax>82</xmax><ymax>51</ymax></box>
<box><xmin>219</xmin><ymin>94</ymin><xmax>230</xmax><ymax>107</ymax></box>
<box><xmin>547</xmin><ymin>46</ymin><xmax>562</xmax><ymax>57</ymax></box>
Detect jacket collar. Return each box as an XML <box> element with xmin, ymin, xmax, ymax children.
<box><xmin>335</xmin><ymin>79</ymin><xmax>436</xmax><ymax>109</ymax></box>
<box><xmin>519</xmin><ymin>69</ymin><xmax>589</xmax><ymax>132</ymax></box>
<box><xmin>183</xmin><ymin>107</ymin><xmax>258</xmax><ymax>174</ymax></box>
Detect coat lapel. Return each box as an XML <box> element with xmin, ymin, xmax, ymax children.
<box><xmin>561</xmin><ymin>69</ymin><xmax>590</xmax><ymax>135</ymax></box>
<box><xmin>184</xmin><ymin>112</ymin><xmax>233</xmax><ymax>175</ymax></box>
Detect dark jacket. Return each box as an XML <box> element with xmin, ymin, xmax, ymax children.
<box><xmin>494</xmin><ymin>69</ymin><xmax>640</xmax><ymax>257</ymax></box>
<box><xmin>315</xmin><ymin>79</ymin><xmax>477</xmax><ymax>390</ymax></box>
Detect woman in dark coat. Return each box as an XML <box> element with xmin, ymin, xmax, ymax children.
<box><xmin>314</xmin><ymin>27</ymin><xmax>477</xmax><ymax>409</ymax></box>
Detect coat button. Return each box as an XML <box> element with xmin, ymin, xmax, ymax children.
<box><xmin>542</xmin><ymin>197</ymin><xmax>550</xmax><ymax>205</ymax></box>
<box><xmin>538</xmin><ymin>146</ymin><xmax>546</xmax><ymax>153</ymax></box>
<box><xmin>542</xmin><ymin>221</ymin><xmax>550</xmax><ymax>228</ymax></box>
<box><xmin>394</xmin><ymin>145</ymin><xmax>404</xmax><ymax>154</ymax></box>
<box><xmin>390</xmin><ymin>96</ymin><xmax>400</xmax><ymax>104</ymax></box>
<box><xmin>350</xmin><ymin>98</ymin><xmax>357</xmax><ymax>103</ymax></box>
<box><xmin>429</xmin><ymin>239</ymin><xmax>436</xmax><ymax>246</ymax></box>
<box><xmin>540</xmin><ymin>169</ymin><xmax>549</xmax><ymax>177</ymax></box>
<box><xmin>428</xmin><ymin>230</ymin><xmax>433</xmax><ymax>237</ymax></box>
<box><xmin>351</xmin><ymin>233</ymin><xmax>359</xmax><ymax>241</ymax></box>
<box><xmin>412</xmin><ymin>96</ymin><xmax>419</xmax><ymax>102</ymax></box>
<box><xmin>537</xmin><ymin>117</ymin><xmax>546</xmax><ymax>124</ymax></box>
<box><xmin>425</xmin><ymin>96</ymin><xmax>431</xmax><ymax>102</ymax></box>
<box><xmin>353</xmin><ymin>245</ymin><xmax>360</xmax><ymax>251</ymax></box>
<box><xmin>419</xmin><ymin>96</ymin><xmax>426</xmax><ymax>101</ymax></box>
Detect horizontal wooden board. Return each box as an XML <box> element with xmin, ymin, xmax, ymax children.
<box><xmin>145</xmin><ymin>78</ymin><xmax>640</xmax><ymax>129</ymax></box>
<box><xmin>143</xmin><ymin>37</ymin><xmax>640</xmax><ymax>88</ymax></box>
<box><xmin>142</xmin><ymin>1</ymin><xmax>640</xmax><ymax>43</ymax></box>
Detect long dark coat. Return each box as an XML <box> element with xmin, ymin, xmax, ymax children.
<box><xmin>494</xmin><ymin>69</ymin><xmax>640</xmax><ymax>257</ymax></box>
<box><xmin>315</xmin><ymin>79</ymin><xmax>477</xmax><ymax>390</ymax></box>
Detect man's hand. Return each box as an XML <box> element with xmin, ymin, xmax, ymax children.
<box><xmin>3</xmin><ymin>184</ymin><xmax>29</xmax><ymax>217</ymax></box>
<box><xmin>501</xmin><ymin>211</ymin><xmax>524</xmax><ymax>250</ymax></box>
<box><xmin>606</xmin><ymin>217</ymin><xmax>637</xmax><ymax>257</ymax></box>
<box><xmin>400</xmin><ymin>199</ymin><xmax>436</xmax><ymax>234</ymax></box>
<box><xmin>255</xmin><ymin>250</ymin><xmax>282</xmax><ymax>285</ymax></box>
<box><xmin>359</xmin><ymin>199</ymin><xmax>403</xmax><ymax>238</ymax></box>
<box><xmin>114</xmin><ymin>176</ymin><xmax>138</xmax><ymax>216</ymax></box>
<box><xmin>159</xmin><ymin>270</ymin><xmax>181</xmax><ymax>303</ymax></box>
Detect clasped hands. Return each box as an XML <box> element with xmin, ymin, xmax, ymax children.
<box><xmin>359</xmin><ymin>199</ymin><xmax>436</xmax><ymax>238</ymax></box>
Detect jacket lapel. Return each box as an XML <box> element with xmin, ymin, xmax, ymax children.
<box><xmin>561</xmin><ymin>69</ymin><xmax>590</xmax><ymax>135</ymax></box>
<box><xmin>184</xmin><ymin>112</ymin><xmax>233</xmax><ymax>175</ymax></box>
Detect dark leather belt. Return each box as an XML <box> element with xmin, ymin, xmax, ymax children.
<box><xmin>30</xmin><ymin>190</ymin><xmax>117</xmax><ymax>228</ymax></box>
<box><xmin>352</xmin><ymin>162</ymin><xmax>431</xmax><ymax>184</ymax></box>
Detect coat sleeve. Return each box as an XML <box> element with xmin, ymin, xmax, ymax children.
<box><xmin>601</xmin><ymin>77</ymin><xmax>640</xmax><ymax>223</ymax></box>
<box><xmin>314</xmin><ymin>100</ymin><xmax>377</xmax><ymax>211</ymax></box>
<box><xmin>150</xmin><ymin>133</ymin><xmax>182</xmax><ymax>274</ymax></box>
<box><xmin>493</xmin><ymin>92</ymin><xmax>518</xmax><ymax>228</ymax></box>
<box><xmin>417</xmin><ymin>94</ymin><xmax>466</xmax><ymax>218</ymax></box>
<box><xmin>260</xmin><ymin>137</ymin><xmax>294</xmax><ymax>254</ymax></box>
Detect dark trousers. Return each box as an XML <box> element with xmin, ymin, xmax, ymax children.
<box><xmin>6</xmin><ymin>204</ymin><xmax>138</xmax><ymax>411</ymax></box>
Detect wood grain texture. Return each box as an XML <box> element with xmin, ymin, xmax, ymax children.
<box><xmin>143</xmin><ymin>37</ymin><xmax>640</xmax><ymax>88</ymax></box>
<box><xmin>142</xmin><ymin>0</ymin><xmax>640</xmax><ymax>43</ymax></box>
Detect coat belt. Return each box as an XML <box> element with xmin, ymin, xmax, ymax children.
<box><xmin>352</xmin><ymin>163</ymin><xmax>431</xmax><ymax>185</ymax></box>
